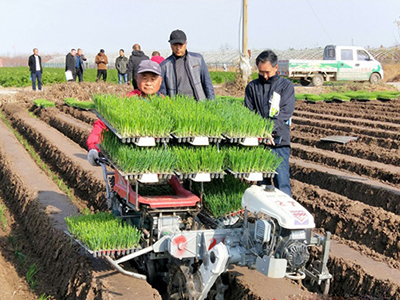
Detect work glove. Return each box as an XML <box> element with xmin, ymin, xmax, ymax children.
<box><xmin>87</xmin><ymin>149</ymin><xmax>99</xmax><ymax>166</ymax></box>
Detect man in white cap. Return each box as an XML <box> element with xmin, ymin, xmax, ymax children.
<box><xmin>160</xmin><ymin>29</ymin><xmax>215</xmax><ymax>101</ymax></box>
<box><xmin>86</xmin><ymin>60</ymin><xmax>162</xmax><ymax>165</ymax></box>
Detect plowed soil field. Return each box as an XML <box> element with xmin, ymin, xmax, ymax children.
<box><xmin>0</xmin><ymin>82</ymin><xmax>399</xmax><ymax>300</ymax></box>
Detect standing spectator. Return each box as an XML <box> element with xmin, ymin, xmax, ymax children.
<box><xmin>65</xmin><ymin>49</ymin><xmax>77</xmax><ymax>81</ymax></box>
<box><xmin>127</xmin><ymin>44</ymin><xmax>149</xmax><ymax>89</ymax></box>
<box><xmin>115</xmin><ymin>49</ymin><xmax>129</xmax><ymax>84</ymax></box>
<box><xmin>95</xmin><ymin>49</ymin><xmax>108</xmax><ymax>82</ymax></box>
<box><xmin>28</xmin><ymin>48</ymin><xmax>43</xmax><ymax>91</ymax></box>
<box><xmin>160</xmin><ymin>29</ymin><xmax>215</xmax><ymax>100</ymax></box>
<box><xmin>75</xmin><ymin>48</ymin><xmax>87</xmax><ymax>83</ymax></box>
<box><xmin>244</xmin><ymin>50</ymin><xmax>295</xmax><ymax>196</ymax></box>
<box><xmin>151</xmin><ymin>51</ymin><xmax>165</xmax><ymax>64</ymax></box>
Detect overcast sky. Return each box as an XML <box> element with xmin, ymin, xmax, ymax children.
<box><xmin>1</xmin><ymin>0</ymin><xmax>400</xmax><ymax>56</ymax></box>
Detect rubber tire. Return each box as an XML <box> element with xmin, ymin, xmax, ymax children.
<box><xmin>300</xmin><ymin>79</ymin><xmax>311</xmax><ymax>86</ymax></box>
<box><xmin>369</xmin><ymin>73</ymin><xmax>381</xmax><ymax>84</ymax></box>
<box><xmin>311</xmin><ymin>74</ymin><xmax>324</xmax><ymax>87</ymax></box>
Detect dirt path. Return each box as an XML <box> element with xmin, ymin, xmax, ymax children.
<box><xmin>1</xmin><ymin>83</ymin><xmax>400</xmax><ymax>299</ymax></box>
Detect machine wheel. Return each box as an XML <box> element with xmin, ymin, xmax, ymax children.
<box><xmin>167</xmin><ymin>264</ymin><xmax>201</xmax><ymax>300</ymax></box>
<box><xmin>300</xmin><ymin>79</ymin><xmax>311</xmax><ymax>86</ymax></box>
<box><xmin>311</xmin><ymin>74</ymin><xmax>324</xmax><ymax>86</ymax></box>
<box><xmin>369</xmin><ymin>72</ymin><xmax>381</xmax><ymax>84</ymax></box>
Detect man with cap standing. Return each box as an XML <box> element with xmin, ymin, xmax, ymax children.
<box><xmin>86</xmin><ymin>60</ymin><xmax>163</xmax><ymax>164</ymax></box>
<box><xmin>127</xmin><ymin>44</ymin><xmax>149</xmax><ymax>89</ymax></box>
<box><xmin>159</xmin><ymin>29</ymin><xmax>215</xmax><ymax>100</ymax></box>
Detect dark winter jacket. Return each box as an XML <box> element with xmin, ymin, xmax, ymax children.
<box><xmin>159</xmin><ymin>51</ymin><xmax>215</xmax><ymax>100</ymax></box>
<box><xmin>127</xmin><ymin>50</ymin><xmax>149</xmax><ymax>82</ymax></box>
<box><xmin>244</xmin><ymin>74</ymin><xmax>295</xmax><ymax>147</ymax></box>
<box><xmin>115</xmin><ymin>56</ymin><xmax>129</xmax><ymax>74</ymax></box>
<box><xmin>65</xmin><ymin>53</ymin><xmax>76</xmax><ymax>73</ymax></box>
<box><xmin>28</xmin><ymin>54</ymin><xmax>42</xmax><ymax>73</ymax></box>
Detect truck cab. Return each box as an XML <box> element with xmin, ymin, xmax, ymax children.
<box><xmin>323</xmin><ymin>45</ymin><xmax>383</xmax><ymax>83</ymax></box>
<box><xmin>277</xmin><ymin>45</ymin><xmax>383</xmax><ymax>86</ymax></box>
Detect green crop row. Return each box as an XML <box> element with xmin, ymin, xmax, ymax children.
<box><xmin>296</xmin><ymin>90</ymin><xmax>400</xmax><ymax>102</ymax></box>
<box><xmin>0</xmin><ymin>67</ymin><xmax>238</xmax><ymax>87</ymax></box>
<box><xmin>33</xmin><ymin>98</ymin><xmax>55</xmax><ymax>108</ymax></box>
<box><xmin>93</xmin><ymin>94</ymin><xmax>273</xmax><ymax>139</ymax></box>
<box><xmin>101</xmin><ymin>130</ymin><xmax>281</xmax><ymax>175</ymax></box>
<box><xmin>64</xmin><ymin>98</ymin><xmax>95</xmax><ymax>110</ymax></box>
<box><xmin>66</xmin><ymin>212</ymin><xmax>141</xmax><ymax>251</ymax></box>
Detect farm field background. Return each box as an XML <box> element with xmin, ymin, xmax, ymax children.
<box><xmin>0</xmin><ymin>67</ymin><xmax>399</xmax><ymax>299</ymax></box>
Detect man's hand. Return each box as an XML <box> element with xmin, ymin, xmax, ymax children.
<box><xmin>87</xmin><ymin>149</ymin><xmax>99</xmax><ymax>166</ymax></box>
<box><xmin>265</xmin><ymin>137</ymin><xmax>275</xmax><ymax>146</ymax></box>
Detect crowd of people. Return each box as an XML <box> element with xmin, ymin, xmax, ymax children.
<box><xmin>28</xmin><ymin>29</ymin><xmax>295</xmax><ymax>196</ymax></box>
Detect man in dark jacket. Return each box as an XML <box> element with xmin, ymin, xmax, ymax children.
<box><xmin>65</xmin><ymin>49</ymin><xmax>77</xmax><ymax>81</ymax></box>
<box><xmin>159</xmin><ymin>29</ymin><xmax>215</xmax><ymax>100</ymax></box>
<box><xmin>75</xmin><ymin>48</ymin><xmax>87</xmax><ymax>83</ymax></box>
<box><xmin>28</xmin><ymin>48</ymin><xmax>43</xmax><ymax>91</ymax></box>
<box><xmin>244</xmin><ymin>50</ymin><xmax>295</xmax><ymax>196</ymax></box>
<box><xmin>115</xmin><ymin>49</ymin><xmax>129</xmax><ymax>84</ymax></box>
<box><xmin>127</xmin><ymin>44</ymin><xmax>149</xmax><ymax>88</ymax></box>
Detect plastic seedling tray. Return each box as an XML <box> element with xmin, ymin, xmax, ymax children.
<box><xmin>174</xmin><ymin>171</ymin><xmax>225</xmax><ymax>182</ymax></box>
<box><xmin>222</xmin><ymin>134</ymin><xmax>269</xmax><ymax>146</ymax></box>
<box><xmin>171</xmin><ymin>134</ymin><xmax>223</xmax><ymax>146</ymax></box>
<box><xmin>226</xmin><ymin>168</ymin><xmax>276</xmax><ymax>181</ymax></box>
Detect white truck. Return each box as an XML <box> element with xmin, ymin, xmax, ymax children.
<box><xmin>277</xmin><ymin>45</ymin><xmax>384</xmax><ymax>86</ymax></box>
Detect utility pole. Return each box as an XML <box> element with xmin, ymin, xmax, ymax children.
<box><xmin>239</xmin><ymin>0</ymin><xmax>251</xmax><ymax>84</ymax></box>
<box><xmin>242</xmin><ymin>0</ymin><xmax>248</xmax><ymax>59</ymax></box>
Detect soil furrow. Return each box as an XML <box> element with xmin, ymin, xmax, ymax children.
<box><xmin>292</xmin><ymin>124</ymin><xmax>400</xmax><ymax>149</ymax></box>
<box><xmin>58</xmin><ymin>104</ymin><xmax>97</xmax><ymax>125</ymax></box>
<box><xmin>32</xmin><ymin>106</ymin><xmax>91</xmax><ymax>150</ymax></box>
<box><xmin>290</xmin><ymin>158</ymin><xmax>400</xmax><ymax>215</ymax></box>
<box><xmin>291</xmin><ymin>143</ymin><xmax>400</xmax><ymax>186</ymax></box>
<box><xmin>0</xmin><ymin>117</ymin><xmax>94</xmax><ymax>299</ymax></box>
<box><xmin>3</xmin><ymin>103</ymin><xmax>107</xmax><ymax>211</ymax></box>
<box><xmin>291</xmin><ymin>133</ymin><xmax>400</xmax><ymax>166</ymax></box>
<box><xmin>291</xmin><ymin>180</ymin><xmax>400</xmax><ymax>259</ymax></box>
<box><xmin>293</xmin><ymin>110</ymin><xmax>400</xmax><ymax>132</ymax></box>
<box><xmin>292</xmin><ymin>117</ymin><xmax>400</xmax><ymax>141</ymax></box>
<box><xmin>295</xmin><ymin>101</ymin><xmax>400</xmax><ymax>123</ymax></box>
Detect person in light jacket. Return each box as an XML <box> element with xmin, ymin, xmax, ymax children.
<box><xmin>159</xmin><ymin>29</ymin><xmax>215</xmax><ymax>100</ymax></box>
<box><xmin>95</xmin><ymin>49</ymin><xmax>108</xmax><ymax>82</ymax></box>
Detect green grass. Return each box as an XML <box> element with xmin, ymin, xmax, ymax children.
<box><xmin>0</xmin><ymin>67</ymin><xmax>240</xmax><ymax>87</ymax></box>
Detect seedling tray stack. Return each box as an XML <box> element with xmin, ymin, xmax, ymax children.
<box><xmin>93</xmin><ymin>93</ymin><xmax>283</xmax><ymax>216</ymax></box>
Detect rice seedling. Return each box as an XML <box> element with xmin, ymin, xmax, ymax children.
<box><xmin>0</xmin><ymin>203</ymin><xmax>7</xmax><ymax>229</ymax></box>
<box><xmin>295</xmin><ymin>93</ymin><xmax>307</xmax><ymax>100</ymax></box>
<box><xmin>66</xmin><ymin>212</ymin><xmax>141</xmax><ymax>251</ymax></box>
<box><xmin>173</xmin><ymin>146</ymin><xmax>225</xmax><ymax>174</ymax></box>
<box><xmin>373</xmin><ymin>91</ymin><xmax>400</xmax><ymax>100</ymax></box>
<box><xmin>305</xmin><ymin>94</ymin><xmax>325</xmax><ymax>102</ymax></box>
<box><xmin>93</xmin><ymin>94</ymin><xmax>274</xmax><ymax>141</ymax></box>
<box><xmin>64</xmin><ymin>97</ymin><xmax>95</xmax><ymax>110</ymax></box>
<box><xmin>33</xmin><ymin>99</ymin><xmax>55</xmax><ymax>108</ymax></box>
<box><xmin>101</xmin><ymin>130</ymin><xmax>176</xmax><ymax>174</ymax></box>
<box><xmin>329</xmin><ymin>93</ymin><xmax>352</xmax><ymax>102</ymax></box>
<box><xmin>224</xmin><ymin>146</ymin><xmax>283</xmax><ymax>174</ymax></box>
<box><xmin>199</xmin><ymin>176</ymin><xmax>251</xmax><ymax>218</ymax></box>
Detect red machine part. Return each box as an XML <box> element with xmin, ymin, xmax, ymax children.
<box><xmin>113</xmin><ymin>172</ymin><xmax>200</xmax><ymax>209</ymax></box>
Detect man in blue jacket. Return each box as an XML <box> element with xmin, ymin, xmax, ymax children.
<box><xmin>159</xmin><ymin>29</ymin><xmax>215</xmax><ymax>100</ymax></box>
<box><xmin>244</xmin><ymin>50</ymin><xmax>295</xmax><ymax>196</ymax></box>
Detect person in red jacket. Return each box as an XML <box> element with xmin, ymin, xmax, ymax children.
<box><xmin>87</xmin><ymin>60</ymin><xmax>163</xmax><ymax>165</ymax></box>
